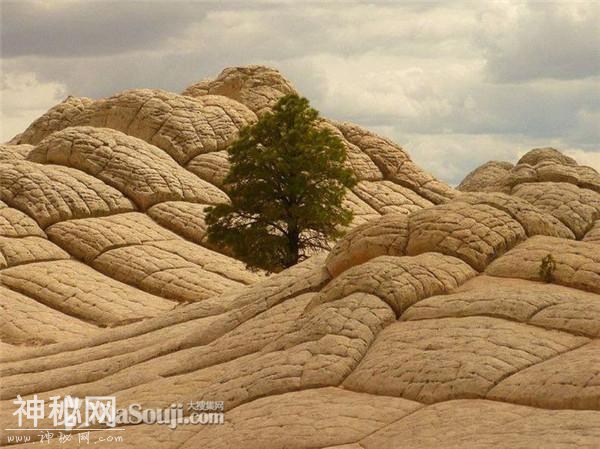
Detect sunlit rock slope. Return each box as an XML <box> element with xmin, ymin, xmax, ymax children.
<box><xmin>1</xmin><ymin>66</ymin><xmax>599</xmax><ymax>448</ymax></box>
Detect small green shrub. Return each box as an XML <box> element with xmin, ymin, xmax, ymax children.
<box><xmin>539</xmin><ymin>254</ymin><xmax>556</xmax><ymax>283</ymax></box>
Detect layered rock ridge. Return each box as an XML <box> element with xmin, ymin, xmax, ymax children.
<box><xmin>1</xmin><ymin>66</ymin><xmax>599</xmax><ymax>448</ymax></box>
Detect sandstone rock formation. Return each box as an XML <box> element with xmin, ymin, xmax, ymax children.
<box><xmin>1</xmin><ymin>66</ymin><xmax>598</xmax><ymax>448</ymax></box>
<box><xmin>181</xmin><ymin>65</ymin><xmax>297</xmax><ymax>116</ymax></box>
<box><xmin>457</xmin><ymin>160</ymin><xmax>514</xmax><ymax>192</ymax></box>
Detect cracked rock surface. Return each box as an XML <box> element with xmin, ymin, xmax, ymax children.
<box><xmin>1</xmin><ymin>66</ymin><xmax>599</xmax><ymax>448</ymax></box>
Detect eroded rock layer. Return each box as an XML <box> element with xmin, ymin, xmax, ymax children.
<box><xmin>1</xmin><ymin>66</ymin><xmax>599</xmax><ymax>448</ymax></box>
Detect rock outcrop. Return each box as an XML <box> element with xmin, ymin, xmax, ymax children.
<box><xmin>182</xmin><ymin>65</ymin><xmax>297</xmax><ymax>116</ymax></box>
<box><xmin>1</xmin><ymin>66</ymin><xmax>598</xmax><ymax>448</ymax></box>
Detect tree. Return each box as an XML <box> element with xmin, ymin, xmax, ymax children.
<box><xmin>205</xmin><ymin>94</ymin><xmax>357</xmax><ymax>272</ymax></box>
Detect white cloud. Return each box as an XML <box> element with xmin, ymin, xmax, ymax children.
<box><xmin>481</xmin><ymin>1</ymin><xmax>600</xmax><ymax>82</ymax></box>
<box><xmin>1</xmin><ymin>1</ymin><xmax>207</xmax><ymax>58</ymax></box>
<box><xmin>564</xmin><ymin>149</ymin><xmax>600</xmax><ymax>171</ymax></box>
<box><xmin>1</xmin><ymin>1</ymin><xmax>598</xmax><ymax>184</ymax></box>
<box><xmin>1</xmin><ymin>72</ymin><xmax>67</xmax><ymax>142</ymax></box>
<box><xmin>290</xmin><ymin>53</ymin><xmax>478</xmax><ymax>124</ymax></box>
<box><xmin>372</xmin><ymin>129</ymin><xmax>600</xmax><ymax>186</ymax></box>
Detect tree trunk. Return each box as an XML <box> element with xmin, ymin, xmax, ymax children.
<box><xmin>286</xmin><ymin>228</ymin><xmax>300</xmax><ymax>268</ymax></box>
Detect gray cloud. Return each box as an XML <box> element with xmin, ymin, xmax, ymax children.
<box><xmin>1</xmin><ymin>1</ymin><xmax>207</xmax><ymax>58</ymax></box>
<box><xmin>481</xmin><ymin>2</ymin><xmax>600</xmax><ymax>82</ymax></box>
<box><xmin>1</xmin><ymin>0</ymin><xmax>598</xmax><ymax>184</ymax></box>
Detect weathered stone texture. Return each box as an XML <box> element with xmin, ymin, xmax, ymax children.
<box><xmin>2</xmin><ymin>66</ymin><xmax>600</xmax><ymax>448</ymax></box>
<box><xmin>486</xmin><ymin>236</ymin><xmax>600</xmax><ymax>293</ymax></box>
<box><xmin>326</xmin><ymin>213</ymin><xmax>409</xmax><ymax>277</ymax></box>
<box><xmin>31</xmin><ymin>126</ymin><xmax>229</xmax><ymax>209</ymax></box>
<box><xmin>457</xmin><ymin>161</ymin><xmax>514</xmax><ymax>192</ymax></box>
<box><xmin>182</xmin><ymin>65</ymin><xmax>297</xmax><ymax>115</ymax></box>
<box><xmin>406</xmin><ymin>202</ymin><xmax>526</xmax><ymax>271</ymax></box>
<box><xmin>15</xmin><ymin>96</ymin><xmax>93</xmax><ymax>145</ymax></box>
<box><xmin>0</xmin><ymin>160</ymin><xmax>135</xmax><ymax>228</ymax></box>
<box><xmin>0</xmin><ymin>144</ymin><xmax>34</xmax><ymax>161</ymax></box>
<box><xmin>343</xmin><ymin>316</ymin><xmax>587</xmax><ymax>403</ymax></box>
<box><xmin>511</xmin><ymin>182</ymin><xmax>600</xmax><ymax>238</ymax></box>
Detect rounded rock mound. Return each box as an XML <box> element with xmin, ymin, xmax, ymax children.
<box><xmin>182</xmin><ymin>65</ymin><xmax>298</xmax><ymax>115</ymax></box>
<box><xmin>1</xmin><ymin>67</ymin><xmax>599</xmax><ymax>449</ymax></box>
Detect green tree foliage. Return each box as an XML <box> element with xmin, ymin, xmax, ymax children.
<box><xmin>205</xmin><ymin>94</ymin><xmax>357</xmax><ymax>272</ymax></box>
<box><xmin>539</xmin><ymin>253</ymin><xmax>556</xmax><ymax>283</ymax></box>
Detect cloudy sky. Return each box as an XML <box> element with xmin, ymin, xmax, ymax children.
<box><xmin>1</xmin><ymin>0</ymin><xmax>599</xmax><ymax>185</ymax></box>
